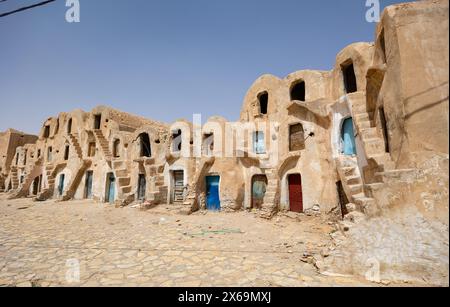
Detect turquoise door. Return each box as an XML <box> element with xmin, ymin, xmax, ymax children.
<box><xmin>206</xmin><ymin>176</ymin><xmax>220</xmax><ymax>211</ymax></box>
<box><xmin>58</xmin><ymin>174</ymin><xmax>65</xmax><ymax>196</ymax></box>
<box><xmin>106</xmin><ymin>173</ymin><xmax>115</xmax><ymax>204</ymax></box>
<box><xmin>342</xmin><ymin>118</ymin><xmax>357</xmax><ymax>156</ymax></box>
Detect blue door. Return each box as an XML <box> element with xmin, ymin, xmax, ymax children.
<box><xmin>106</xmin><ymin>173</ymin><xmax>115</xmax><ymax>204</ymax></box>
<box><xmin>206</xmin><ymin>176</ymin><xmax>220</xmax><ymax>211</ymax></box>
<box><xmin>58</xmin><ymin>174</ymin><xmax>65</xmax><ymax>196</ymax></box>
<box><xmin>342</xmin><ymin>118</ymin><xmax>357</xmax><ymax>155</ymax></box>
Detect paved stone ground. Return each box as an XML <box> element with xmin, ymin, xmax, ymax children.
<box><xmin>0</xmin><ymin>194</ymin><xmax>382</xmax><ymax>287</ymax></box>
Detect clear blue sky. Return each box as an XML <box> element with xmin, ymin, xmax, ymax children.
<box><xmin>0</xmin><ymin>0</ymin><xmax>408</xmax><ymax>134</ymax></box>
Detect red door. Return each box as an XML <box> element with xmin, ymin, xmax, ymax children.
<box><xmin>289</xmin><ymin>174</ymin><xmax>303</xmax><ymax>213</ymax></box>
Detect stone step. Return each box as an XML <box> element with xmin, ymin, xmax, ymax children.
<box><xmin>113</xmin><ymin>161</ymin><xmax>124</xmax><ymax>169</ymax></box>
<box><xmin>364</xmin><ymin>138</ymin><xmax>385</xmax><ymax>155</ymax></box>
<box><xmin>115</xmin><ymin>169</ymin><xmax>128</xmax><ymax>177</ymax></box>
<box><xmin>121</xmin><ymin>186</ymin><xmax>132</xmax><ymax>194</ymax></box>
<box><xmin>354</xmin><ymin>113</ymin><xmax>370</xmax><ymax>122</ymax></box>
<box><xmin>118</xmin><ymin>177</ymin><xmax>131</xmax><ymax>186</ymax></box>
<box><xmin>360</xmin><ymin>127</ymin><xmax>378</xmax><ymax>139</ymax></box>
<box><xmin>346</xmin><ymin>175</ymin><xmax>362</xmax><ymax>185</ymax></box>
<box><xmin>357</xmin><ymin>120</ymin><xmax>372</xmax><ymax>129</ymax></box>
<box><xmin>348</xmin><ymin>184</ymin><xmax>363</xmax><ymax>195</ymax></box>
<box><xmin>352</xmin><ymin>104</ymin><xmax>367</xmax><ymax>114</ymax></box>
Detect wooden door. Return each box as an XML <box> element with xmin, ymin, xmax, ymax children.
<box><xmin>173</xmin><ymin>171</ymin><xmax>184</xmax><ymax>203</ymax></box>
<box><xmin>289</xmin><ymin>174</ymin><xmax>303</xmax><ymax>213</ymax></box>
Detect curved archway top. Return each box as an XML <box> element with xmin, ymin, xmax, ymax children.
<box><xmin>277</xmin><ymin>152</ymin><xmax>301</xmax><ymax>178</ymax></box>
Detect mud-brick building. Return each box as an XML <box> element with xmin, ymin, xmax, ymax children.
<box><xmin>0</xmin><ymin>129</ymin><xmax>38</xmax><ymax>192</ymax></box>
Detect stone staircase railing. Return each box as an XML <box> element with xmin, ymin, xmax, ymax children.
<box><xmin>93</xmin><ymin>129</ymin><xmax>112</xmax><ymax>160</ymax></box>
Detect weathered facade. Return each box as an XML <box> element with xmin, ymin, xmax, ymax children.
<box><xmin>0</xmin><ymin>0</ymin><xmax>448</xmax><ymax>284</ymax></box>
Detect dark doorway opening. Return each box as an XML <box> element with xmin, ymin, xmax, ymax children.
<box><xmin>84</xmin><ymin>171</ymin><xmax>93</xmax><ymax>199</ymax></box>
<box><xmin>342</xmin><ymin>62</ymin><xmax>358</xmax><ymax>94</ymax></box>
<box><xmin>380</xmin><ymin>30</ymin><xmax>387</xmax><ymax>64</ymax></box>
<box><xmin>172</xmin><ymin>130</ymin><xmax>182</xmax><ymax>152</ymax></box>
<box><xmin>94</xmin><ymin>114</ymin><xmax>102</xmax><ymax>130</ymax></box>
<box><xmin>288</xmin><ymin>174</ymin><xmax>303</xmax><ymax>213</ymax></box>
<box><xmin>137</xmin><ymin>174</ymin><xmax>146</xmax><ymax>201</ymax></box>
<box><xmin>32</xmin><ymin>177</ymin><xmax>40</xmax><ymax>196</ymax></box>
<box><xmin>105</xmin><ymin>172</ymin><xmax>116</xmax><ymax>204</ymax></box>
<box><xmin>290</xmin><ymin>81</ymin><xmax>306</xmax><ymax>101</ymax></box>
<box><xmin>113</xmin><ymin>139</ymin><xmax>120</xmax><ymax>158</ymax></box>
<box><xmin>258</xmin><ymin>92</ymin><xmax>268</xmax><ymax>115</ymax></box>
<box><xmin>251</xmin><ymin>175</ymin><xmax>268</xmax><ymax>209</ymax></box>
<box><xmin>64</xmin><ymin>145</ymin><xmax>70</xmax><ymax>161</ymax></box>
<box><xmin>67</xmin><ymin>118</ymin><xmax>73</xmax><ymax>134</ymax></box>
<box><xmin>47</xmin><ymin>147</ymin><xmax>53</xmax><ymax>162</ymax></box>
<box><xmin>139</xmin><ymin>133</ymin><xmax>152</xmax><ymax>157</ymax></box>
<box><xmin>379</xmin><ymin>107</ymin><xmax>390</xmax><ymax>153</ymax></box>
<box><xmin>44</xmin><ymin>125</ymin><xmax>50</xmax><ymax>138</ymax></box>
<box><xmin>58</xmin><ymin>174</ymin><xmax>65</xmax><ymax>196</ymax></box>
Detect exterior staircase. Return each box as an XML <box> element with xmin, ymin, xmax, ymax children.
<box><xmin>61</xmin><ymin>160</ymin><xmax>92</xmax><ymax>201</ymax></box>
<box><xmin>145</xmin><ymin>165</ymin><xmax>168</xmax><ymax>207</ymax></box>
<box><xmin>9</xmin><ymin>166</ymin><xmax>20</xmax><ymax>190</ymax></box>
<box><xmin>93</xmin><ymin>130</ymin><xmax>112</xmax><ymax>160</ymax></box>
<box><xmin>184</xmin><ymin>157</ymin><xmax>216</xmax><ymax>211</ymax></box>
<box><xmin>7</xmin><ymin>157</ymin><xmax>43</xmax><ymax>199</ymax></box>
<box><xmin>336</xmin><ymin>156</ymin><xmax>377</xmax><ymax>216</ymax></box>
<box><xmin>262</xmin><ymin>168</ymin><xmax>280</xmax><ymax>217</ymax></box>
<box><xmin>352</xmin><ymin>98</ymin><xmax>395</xmax><ymax>177</ymax></box>
<box><xmin>68</xmin><ymin>133</ymin><xmax>83</xmax><ymax>159</ymax></box>
<box><xmin>35</xmin><ymin>162</ymin><xmax>66</xmax><ymax>201</ymax></box>
<box><xmin>112</xmin><ymin>160</ymin><xmax>134</xmax><ymax>207</ymax></box>
<box><xmin>35</xmin><ymin>164</ymin><xmax>56</xmax><ymax>201</ymax></box>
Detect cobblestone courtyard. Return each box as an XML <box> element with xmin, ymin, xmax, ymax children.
<box><xmin>0</xmin><ymin>194</ymin><xmax>383</xmax><ymax>287</ymax></box>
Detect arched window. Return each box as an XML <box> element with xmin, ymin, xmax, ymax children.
<box><xmin>342</xmin><ymin>61</ymin><xmax>357</xmax><ymax>94</ymax></box>
<box><xmin>67</xmin><ymin>118</ymin><xmax>73</xmax><ymax>134</ymax></box>
<box><xmin>172</xmin><ymin>130</ymin><xmax>182</xmax><ymax>153</ymax></box>
<box><xmin>258</xmin><ymin>92</ymin><xmax>269</xmax><ymax>115</ymax></box>
<box><xmin>139</xmin><ymin>133</ymin><xmax>151</xmax><ymax>157</ymax></box>
<box><xmin>290</xmin><ymin>81</ymin><xmax>306</xmax><ymax>101</ymax></box>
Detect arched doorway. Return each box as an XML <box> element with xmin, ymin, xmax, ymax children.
<box><xmin>67</xmin><ymin>118</ymin><xmax>72</xmax><ymax>134</ymax></box>
<box><xmin>139</xmin><ymin>133</ymin><xmax>151</xmax><ymax>157</ymax></box>
<box><xmin>251</xmin><ymin>175</ymin><xmax>267</xmax><ymax>209</ymax></box>
<box><xmin>288</xmin><ymin>174</ymin><xmax>303</xmax><ymax>213</ymax></box>
<box><xmin>341</xmin><ymin>118</ymin><xmax>357</xmax><ymax>156</ymax></box>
